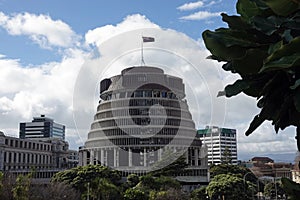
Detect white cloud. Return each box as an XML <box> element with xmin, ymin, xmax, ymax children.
<box><xmin>0</xmin><ymin>12</ymin><xmax>297</xmax><ymax>158</ymax></box>
<box><xmin>180</xmin><ymin>11</ymin><xmax>221</xmax><ymax>20</ymax></box>
<box><xmin>85</xmin><ymin>14</ymin><xmax>159</xmax><ymax>47</ymax></box>
<box><xmin>0</xmin><ymin>12</ymin><xmax>80</xmax><ymax>48</ymax></box>
<box><xmin>177</xmin><ymin>1</ymin><xmax>204</xmax><ymax>11</ymax></box>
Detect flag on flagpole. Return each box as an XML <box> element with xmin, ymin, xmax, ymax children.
<box><xmin>142</xmin><ymin>36</ymin><xmax>155</xmax><ymax>42</ymax></box>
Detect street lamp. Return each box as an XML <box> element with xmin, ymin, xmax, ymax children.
<box><xmin>243</xmin><ymin>172</ymin><xmax>255</xmax><ymax>200</ymax></box>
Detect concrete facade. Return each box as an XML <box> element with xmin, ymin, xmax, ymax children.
<box><xmin>0</xmin><ymin>131</ymin><xmax>77</xmax><ymax>183</ymax></box>
<box><xmin>79</xmin><ymin>66</ymin><xmax>209</xmax><ymax>183</ymax></box>
<box><xmin>197</xmin><ymin>126</ymin><xmax>238</xmax><ymax>165</ymax></box>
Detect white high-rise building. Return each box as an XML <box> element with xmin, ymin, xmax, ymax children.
<box><xmin>197</xmin><ymin>126</ymin><xmax>237</xmax><ymax>165</ymax></box>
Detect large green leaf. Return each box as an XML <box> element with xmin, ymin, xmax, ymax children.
<box><xmin>202</xmin><ymin>30</ymin><xmax>246</xmax><ymax>61</ymax></box>
<box><xmin>260</xmin><ymin>54</ymin><xmax>300</xmax><ymax>72</ymax></box>
<box><xmin>263</xmin><ymin>0</ymin><xmax>300</xmax><ymax>16</ymax></box>
<box><xmin>204</xmin><ymin>28</ymin><xmax>260</xmax><ymax>48</ymax></box>
<box><xmin>237</xmin><ymin>0</ymin><xmax>266</xmax><ymax>21</ymax></box>
<box><xmin>251</xmin><ymin>15</ymin><xmax>286</xmax><ymax>35</ymax></box>
<box><xmin>231</xmin><ymin>48</ymin><xmax>268</xmax><ymax>75</ymax></box>
<box><xmin>264</xmin><ymin>37</ymin><xmax>300</xmax><ymax>63</ymax></box>
<box><xmin>291</xmin><ymin>79</ymin><xmax>300</xmax><ymax>90</ymax></box>
<box><xmin>224</xmin><ymin>80</ymin><xmax>249</xmax><ymax>97</ymax></box>
<box><xmin>245</xmin><ymin>113</ymin><xmax>266</xmax><ymax>136</ymax></box>
<box><xmin>221</xmin><ymin>13</ymin><xmax>250</xmax><ymax>30</ymax></box>
<box><xmin>294</xmin><ymin>87</ymin><xmax>300</xmax><ymax>112</ymax></box>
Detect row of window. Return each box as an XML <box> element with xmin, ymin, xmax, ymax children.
<box><xmin>92</xmin><ymin>118</ymin><xmax>194</xmax><ymax>129</ymax></box>
<box><xmin>96</xmin><ymin>108</ymin><xmax>192</xmax><ymax>119</ymax></box>
<box><xmin>87</xmin><ymin>137</ymin><xmax>198</xmax><ymax>147</ymax></box>
<box><xmin>89</xmin><ymin>127</ymin><xmax>196</xmax><ymax>138</ymax></box>
<box><xmin>102</xmin><ymin>90</ymin><xmax>180</xmax><ymax>101</ymax></box>
<box><xmin>4</xmin><ymin>151</ymin><xmax>53</xmax><ymax>165</ymax></box>
<box><xmin>99</xmin><ymin>99</ymin><xmax>188</xmax><ymax>110</ymax></box>
<box><xmin>5</xmin><ymin>138</ymin><xmax>52</xmax><ymax>151</ymax></box>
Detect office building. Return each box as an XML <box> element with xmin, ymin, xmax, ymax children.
<box><xmin>79</xmin><ymin>66</ymin><xmax>208</xmax><ymax>184</ymax></box>
<box><xmin>19</xmin><ymin>115</ymin><xmax>65</xmax><ymax>140</ymax></box>
<box><xmin>197</xmin><ymin>126</ymin><xmax>237</xmax><ymax>165</ymax></box>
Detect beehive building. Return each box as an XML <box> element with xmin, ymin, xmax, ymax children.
<box><xmin>79</xmin><ymin>66</ymin><xmax>208</xmax><ymax>182</ymax></box>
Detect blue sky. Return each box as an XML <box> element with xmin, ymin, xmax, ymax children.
<box><xmin>0</xmin><ymin>0</ymin><xmax>297</xmax><ymax>161</ymax></box>
<box><xmin>0</xmin><ymin>0</ymin><xmax>235</xmax><ymax>64</ymax></box>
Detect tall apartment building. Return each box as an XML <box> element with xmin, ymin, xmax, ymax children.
<box><xmin>19</xmin><ymin>115</ymin><xmax>65</xmax><ymax>140</ymax></box>
<box><xmin>197</xmin><ymin>126</ymin><xmax>237</xmax><ymax>165</ymax></box>
<box><xmin>79</xmin><ymin>66</ymin><xmax>208</xmax><ymax>184</ymax></box>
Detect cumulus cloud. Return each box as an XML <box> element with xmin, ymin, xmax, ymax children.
<box><xmin>0</xmin><ymin>12</ymin><xmax>80</xmax><ymax>49</ymax></box>
<box><xmin>85</xmin><ymin>14</ymin><xmax>159</xmax><ymax>47</ymax></box>
<box><xmin>0</xmin><ymin>49</ymin><xmax>87</xmax><ymax>146</ymax></box>
<box><xmin>179</xmin><ymin>11</ymin><xmax>221</xmax><ymax>20</ymax></box>
<box><xmin>0</xmin><ymin>12</ymin><xmax>297</xmax><ymax>156</ymax></box>
<box><xmin>177</xmin><ymin>1</ymin><xmax>204</xmax><ymax>11</ymax></box>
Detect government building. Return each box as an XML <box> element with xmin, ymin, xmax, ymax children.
<box><xmin>0</xmin><ymin>115</ymin><xmax>78</xmax><ymax>183</ymax></box>
<box><xmin>79</xmin><ymin>66</ymin><xmax>208</xmax><ymax>184</ymax></box>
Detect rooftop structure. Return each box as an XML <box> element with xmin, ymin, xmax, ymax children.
<box><xmin>19</xmin><ymin>115</ymin><xmax>65</xmax><ymax>140</ymax></box>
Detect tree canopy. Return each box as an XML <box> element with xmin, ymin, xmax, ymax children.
<box><xmin>206</xmin><ymin>173</ymin><xmax>255</xmax><ymax>200</ymax></box>
<box><xmin>202</xmin><ymin>0</ymin><xmax>300</xmax><ymax>150</ymax></box>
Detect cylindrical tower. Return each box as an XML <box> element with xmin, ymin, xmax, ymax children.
<box><xmin>82</xmin><ymin>66</ymin><xmax>204</xmax><ymax>175</ymax></box>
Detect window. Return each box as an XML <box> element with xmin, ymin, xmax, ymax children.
<box><xmin>144</xmin><ymin>90</ymin><xmax>152</xmax><ymax>97</ymax></box>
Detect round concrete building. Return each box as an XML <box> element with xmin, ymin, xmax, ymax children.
<box><xmin>80</xmin><ymin>66</ymin><xmax>208</xmax><ymax>180</ymax></box>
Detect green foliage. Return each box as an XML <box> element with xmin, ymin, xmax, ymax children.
<box><xmin>52</xmin><ymin>164</ymin><xmax>121</xmax><ymax>192</ymax></box>
<box><xmin>264</xmin><ymin>181</ymin><xmax>285</xmax><ymax>199</ymax></box>
<box><xmin>124</xmin><ymin>188</ymin><xmax>148</xmax><ymax>200</ymax></box>
<box><xmin>136</xmin><ymin>175</ymin><xmax>180</xmax><ymax>192</ymax></box>
<box><xmin>12</xmin><ymin>173</ymin><xmax>32</xmax><ymax>200</ymax></box>
<box><xmin>149</xmin><ymin>188</ymin><xmax>188</xmax><ymax>200</ymax></box>
<box><xmin>281</xmin><ymin>177</ymin><xmax>300</xmax><ymax>200</ymax></box>
<box><xmin>127</xmin><ymin>174</ymin><xmax>140</xmax><ymax>187</ymax></box>
<box><xmin>206</xmin><ymin>174</ymin><xmax>254</xmax><ymax>200</ymax></box>
<box><xmin>221</xmin><ymin>147</ymin><xmax>233</xmax><ymax>164</ymax></box>
<box><xmin>52</xmin><ymin>164</ymin><xmax>121</xmax><ymax>199</ymax></box>
<box><xmin>190</xmin><ymin>186</ymin><xmax>208</xmax><ymax>200</ymax></box>
<box><xmin>150</xmin><ymin>151</ymin><xmax>188</xmax><ymax>177</ymax></box>
<box><xmin>209</xmin><ymin>164</ymin><xmax>256</xmax><ymax>182</ymax></box>
<box><xmin>202</xmin><ymin>0</ymin><xmax>300</xmax><ymax>150</ymax></box>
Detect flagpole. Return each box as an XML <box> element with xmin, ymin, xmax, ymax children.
<box><xmin>141</xmin><ymin>37</ymin><xmax>145</xmax><ymax>66</ymax></box>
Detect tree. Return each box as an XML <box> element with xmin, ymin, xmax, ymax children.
<box><xmin>190</xmin><ymin>186</ymin><xmax>208</xmax><ymax>200</ymax></box>
<box><xmin>127</xmin><ymin>174</ymin><xmax>140</xmax><ymax>187</ymax></box>
<box><xmin>221</xmin><ymin>147</ymin><xmax>232</xmax><ymax>165</ymax></box>
<box><xmin>206</xmin><ymin>174</ymin><xmax>255</xmax><ymax>200</ymax></box>
<box><xmin>264</xmin><ymin>181</ymin><xmax>286</xmax><ymax>199</ymax></box>
<box><xmin>281</xmin><ymin>177</ymin><xmax>300</xmax><ymax>200</ymax></box>
<box><xmin>202</xmin><ymin>0</ymin><xmax>300</xmax><ymax>150</ymax></box>
<box><xmin>29</xmin><ymin>182</ymin><xmax>80</xmax><ymax>200</ymax></box>
<box><xmin>150</xmin><ymin>151</ymin><xmax>188</xmax><ymax>177</ymax></box>
<box><xmin>52</xmin><ymin>164</ymin><xmax>121</xmax><ymax>199</ymax></box>
<box><xmin>12</xmin><ymin>173</ymin><xmax>32</xmax><ymax>200</ymax></box>
<box><xmin>123</xmin><ymin>188</ymin><xmax>148</xmax><ymax>200</ymax></box>
<box><xmin>149</xmin><ymin>188</ymin><xmax>189</xmax><ymax>200</ymax></box>
<box><xmin>209</xmin><ymin>164</ymin><xmax>256</xmax><ymax>183</ymax></box>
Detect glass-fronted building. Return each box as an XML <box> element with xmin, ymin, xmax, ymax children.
<box><xmin>19</xmin><ymin>115</ymin><xmax>65</xmax><ymax>140</ymax></box>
